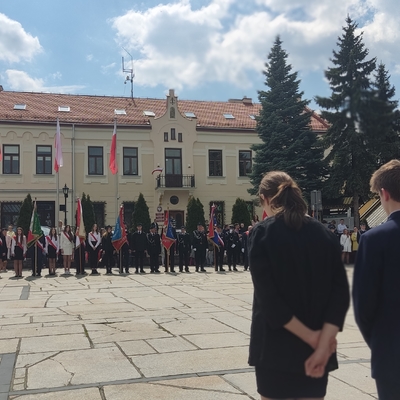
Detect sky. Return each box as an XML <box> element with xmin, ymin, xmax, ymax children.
<box><xmin>0</xmin><ymin>0</ymin><xmax>399</xmax><ymax>110</ymax></box>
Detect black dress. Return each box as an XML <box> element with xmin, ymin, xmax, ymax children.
<box><xmin>248</xmin><ymin>216</ymin><xmax>349</xmax><ymax>398</ymax></box>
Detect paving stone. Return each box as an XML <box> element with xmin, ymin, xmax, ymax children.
<box><xmin>103</xmin><ymin>382</ymin><xmax>251</xmax><ymax>400</ymax></box>
<box><xmin>159</xmin><ymin>319</ymin><xmax>236</xmax><ymax>335</ymax></box>
<box><xmin>0</xmin><ymin>338</ymin><xmax>19</xmax><ymax>353</ymax></box>
<box><xmin>183</xmin><ymin>332</ymin><xmax>249</xmax><ymax>349</ymax></box>
<box><xmin>117</xmin><ymin>340</ymin><xmax>157</xmax><ymax>356</ymax></box>
<box><xmin>131</xmin><ymin>346</ymin><xmax>249</xmax><ymax>378</ymax></box>
<box><xmin>146</xmin><ymin>337</ymin><xmax>197</xmax><ymax>353</ymax></box>
<box><xmin>16</xmin><ymin>352</ymin><xmax>58</xmax><ymax>368</ymax></box>
<box><xmin>19</xmin><ymin>334</ymin><xmax>90</xmax><ymax>354</ymax></box>
<box><xmin>9</xmin><ymin>388</ymin><xmax>102</xmax><ymax>399</ymax></box>
<box><xmin>223</xmin><ymin>372</ymin><xmax>258</xmax><ymax>399</ymax></box>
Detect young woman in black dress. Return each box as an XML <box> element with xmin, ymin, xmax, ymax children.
<box><xmin>0</xmin><ymin>228</ymin><xmax>7</xmax><ymax>272</ymax></box>
<box><xmin>248</xmin><ymin>171</ymin><xmax>349</xmax><ymax>400</ymax></box>
<box><xmin>11</xmin><ymin>227</ymin><xmax>27</xmax><ymax>278</ymax></box>
<box><xmin>45</xmin><ymin>227</ymin><xmax>59</xmax><ymax>275</ymax></box>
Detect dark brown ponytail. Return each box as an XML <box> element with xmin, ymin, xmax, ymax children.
<box><xmin>259</xmin><ymin>171</ymin><xmax>307</xmax><ymax>230</ymax></box>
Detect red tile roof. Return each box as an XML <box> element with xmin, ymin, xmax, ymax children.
<box><xmin>0</xmin><ymin>91</ymin><xmax>329</xmax><ymax>132</ymax></box>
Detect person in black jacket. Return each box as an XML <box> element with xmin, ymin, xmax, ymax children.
<box><xmin>215</xmin><ymin>225</ymin><xmax>225</xmax><ymax>272</ymax></box>
<box><xmin>102</xmin><ymin>225</ymin><xmax>114</xmax><ymax>274</ymax></box>
<box><xmin>248</xmin><ymin>171</ymin><xmax>349</xmax><ymax>399</ymax></box>
<box><xmin>131</xmin><ymin>223</ymin><xmax>147</xmax><ymax>274</ymax></box>
<box><xmin>225</xmin><ymin>225</ymin><xmax>239</xmax><ymax>271</ymax></box>
<box><xmin>147</xmin><ymin>223</ymin><xmax>161</xmax><ymax>273</ymax></box>
<box><xmin>177</xmin><ymin>226</ymin><xmax>191</xmax><ymax>272</ymax></box>
<box><xmin>192</xmin><ymin>223</ymin><xmax>207</xmax><ymax>272</ymax></box>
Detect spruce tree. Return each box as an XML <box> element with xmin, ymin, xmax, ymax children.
<box><xmin>316</xmin><ymin>17</ymin><xmax>377</xmax><ymax>227</ymax></box>
<box><xmin>364</xmin><ymin>63</ymin><xmax>400</xmax><ymax>165</ymax></box>
<box><xmin>186</xmin><ymin>197</ymin><xmax>205</xmax><ymax>233</ymax></box>
<box><xmin>132</xmin><ymin>193</ymin><xmax>151</xmax><ymax>232</ymax></box>
<box><xmin>17</xmin><ymin>194</ymin><xmax>33</xmax><ymax>235</ymax></box>
<box><xmin>231</xmin><ymin>198</ymin><xmax>251</xmax><ymax>227</ymax></box>
<box><xmin>81</xmin><ymin>193</ymin><xmax>95</xmax><ymax>234</ymax></box>
<box><xmin>248</xmin><ymin>36</ymin><xmax>324</xmax><ymax>197</ymax></box>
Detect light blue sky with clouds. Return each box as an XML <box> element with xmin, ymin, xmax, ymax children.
<box><xmin>1</xmin><ymin>0</ymin><xmax>399</xmax><ymax>109</ymax></box>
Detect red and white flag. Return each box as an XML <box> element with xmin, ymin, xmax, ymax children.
<box><xmin>54</xmin><ymin>118</ymin><xmax>63</xmax><ymax>172</ymax></box>
<box><xmin>109</xmin><ymin>120</ymin><xmax>117</xmax><ymax>174</ymax></box>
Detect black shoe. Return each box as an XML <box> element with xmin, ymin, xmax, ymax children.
<box><xmin>36</xmin><ymin>273</ymin><xmax>41</xmax><ymax>277</ymax></box>
<box><xmin>125</xmin><ymin>269</ymin><xmax>130</xmax><ymax>274</ymax></box>
<box><xmin>91</xmin><ymin>270</ymin><xmax>99</xmax><ymax>275</ymax></box>
<box><xmin>228</xmin><ymin>267</ymin><xmax>232</xmax><ymax>271</ymax></box>
<box><xmin>170</xmin><ymin>268</ymin><xmax>175</xmax><ymax>273</ymax></box>
<box><xmin>220</xmin><ymin>268</ymin><xmax>226</xmax><ymax>272</ymax></box>
<box><xmin>150</xmin><ymin>270</ymin><xmax>154</xmax><ymax>274</ymax></box>
<box><xmin>140</xmin><ymin>269</ymin><xmax>146</xmax><ymax>274</ymax></box>
<box><xmin>200</xmin><ymin>268</ymin><xmax>206</xmax><ymax>272</ymax></box>
<box><xmin>179</xmin><ymin>268</ymin><xmax>183</xmax><ymax>272</ymax></box>
<box><xmin>233</xmin><ymin>267</ymin><xmax>238</xmax><ymax>271</ymax></box>
<box><xmin>155</xmin><ymin>270</ymin><xmax>160</xmax><ymax>273</ymax></box>
<box><xmin>185</xmin><ymin>268</ymin><xmax>189</xmax><ymax>272</ymax></box>
<box><xmin>195</xmin><ymin>268</ymin><xmax>199</xmax><ymax>272</ymax></box>
<box><xmin>135</xmin><ymin>270</ymin><xmax>139</xmax><ymax>274</ymax></box>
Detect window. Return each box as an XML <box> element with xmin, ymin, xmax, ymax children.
<box><xmin>36</xmin><ymin>145</ymin><xmax>52</xmax><ymax>174</ymax></box>
<box><xmin>114</xmin><ymin>109</ymin><xmax>126</xmax><ymax>115</ymax></box>
<box><xmin>3</xmin><ymin>145</ymin><xmax>20</xmax><ymax>174</ymax></box>
<box><xmin>58</xmin><ymin>106</ymin><xmax>70</xmax><ymax>112</ymax></box>
<box><xmin>1</xmin><ymin>202</ymin><xmax>22</xmax><ymax>229</ymax></box>
<box><xmin>123</xmin><ymin>202</ymin><xmax>135</xmax><ymax>228</ymax></box>
<box><xmin>164</xmin><ymin>132</ymin><xmax>169</xmax><ymax>142</ymax></box>
<box><xmin>178</xmin><ymin>132</ymin><xmax>182</xmax><ymax>142</ymax></box>
<box><xmin>14</xmin><ymin>104</ymin><xmax>26</xmax><ymax>110</ymax></box>
<box><xmin>209</xmin><ymin>150</ymin><xmax>223</xmax><ymax>176</ymax></box>
<box><xmin>223</xmin><ymin>113</ymin><xmax>235</xmax><ymax>119</ymax></box>
<box><xmin>144</xmin><ymin>110</ymin><xmax>155</xmax><ymax>117</ymax></box>
<box><xmin>88</xmin><ymin>147</ymin><xmax>103</xmax><ymax>175</ymax></box>
<box><xmin>171</xmin><ymin>128</ymin><xmax>176</xmax><ymax>140</ymax></box>
<box><xmin>249</xmin><ymin>115</ymin><xmax>256</xmax><ymax>120</ymax></box>
<box><xmin>239</xmin><ymin>150</ymin><xmax>252</xmax><ymax>176</ymax></box>
<box><xmin>37</xmin><ymin>201</ymin><xmax>55</xmax><ymax>227</ymax></box>
<box><xmin>165</xmin><ymin>148</ymin><xmax>182</xmax><ymax>175</ymax></box>
<box><xmin>123</xmin><ymin>147</ymin><xmax>138</xmax><ymax>175</ymax></box>
<box><xmin>184</xmin><ymin>112</ymin><xmax>196</xmax><ymax>118</ymax></box>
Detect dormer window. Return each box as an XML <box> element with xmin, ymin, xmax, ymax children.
<box><xmin>14</xmin><ymin>104</ymin><xmax>26</xmax><ymax>110</ymax></box>
<box><xmin>58</xmin><ymin>106</ymin><xmax>70</xmax><ymax>112</ymax></box>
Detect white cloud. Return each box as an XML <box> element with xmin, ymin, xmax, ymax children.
<box><xmin>86</xmin><ymin>54</ymin><xmax>94</xmax><ymax>61</ymax></box>
<box><xmin>101</xmin><ymin>62</ymin><xmax>116</xmax><ymax>74</ymax></box>
<box><xmin>0</xmin><ymin>13</ymin><xmax>42</xmax><ymax>63</ymax></box>
<box><xmin>5</xmin><ymin>70</ymin><xmax>85</xmax><ymax>93</ymax></box>
<box><xmin>109</xmin><ymin>0</ymin><xmax>400</xmax><ymax>93</ymax></box>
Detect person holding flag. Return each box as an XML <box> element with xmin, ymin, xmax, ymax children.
<box><xmin>192</xmin><ymin>222</ymin><xmax>207</xmax><ymax>272</ymax></box>
<box><xmin>112</xmin><ymin>205</ymin><xmax>128</xmax><ymax>274</ymax></box>
<box><xmin>215</xmin><ymin>225</ymin><xmax>226</xmax><ymax>272</ymax></box>
<box><xmin>11</xmin><ymin>227</ymin><xmax>27</xmax><ymax>278</ymax></box>
<box><xmin>161</xmin><ymin>210</ymin><xmax>177</xmax><ymax>273</ymax></box>
<box><xmin>177</xmin><ymin>226</ymin><xmax>191</xmax><ymax>272</ymax></box>
<box><xmin>103</xmin><ymin>225</ymin><xmax>115</xmax><ymax>274</ymax></box>
<box><xmin>147</xmin><ymin>223</ymin><xmax>161</xmax><ymax>273</ymax></box>
<box><xmin>208</xmin><ymin>204</ymin><xmax>225</xmax><ymax>271</ymax></box>
<box><xmin>27</xmin><ymin>200</ymin><xmax>44</xmax><ymax>277</ymax></box>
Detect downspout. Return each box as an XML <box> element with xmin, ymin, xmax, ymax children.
<box><xmin>71</xmin><ymin>124</ymin><xmax>75</xmax><ymax>225</ymax></box>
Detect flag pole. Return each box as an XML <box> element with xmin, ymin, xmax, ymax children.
<box><xmin>119</xmin><ymin>249</ymin><xmax>122</xmax><ymax>274</ymax></box>
<box><xmin>56</xmin><ymin>172</ymin><xmax>59</xmax><ymax>229</ymax></box>
<box><xmin>166</xmin><ymin>249</ymin><xmax>169</xmax><ymax>273</ymax></box>
<box><xmin>114</xmin><ymin>118</ymin><xmax>119</xmax><ymax>225</ymax></box>
<box><xmin>214</xmin><ymin>244</ymin><xmax>217</xmax><ymax>272</ymax></box>
<box><xmin>34</xmin><ymin>243</ymin><xmax>37</xmax><ymax>277</ymax></box>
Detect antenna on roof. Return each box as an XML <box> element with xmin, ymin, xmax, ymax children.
<box><xmin>122</xmin><ymin>48</ymin><xmax>135</xmax><ymax>101</ymax></box>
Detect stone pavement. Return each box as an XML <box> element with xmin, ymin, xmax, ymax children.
<box><xmin>0</xmin><ymin>266</ymin><xmax>376</xmax><ymax>399</ymax></box>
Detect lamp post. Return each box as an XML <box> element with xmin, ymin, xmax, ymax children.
<box><xmin>62</xmin><ymin>184</ymin><xmax>69</xmax><ymax>226</ymax></box>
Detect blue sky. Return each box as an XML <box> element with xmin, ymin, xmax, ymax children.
<box><xmin>1</xmin><ymin>0</ymin><xmax>399</xmax><ymax>110</ymax></box>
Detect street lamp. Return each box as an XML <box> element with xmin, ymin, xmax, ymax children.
<box><xmin>62</xmin><ymin>184</ymin><xmax>69</xmax><ymax>226</ymax></box>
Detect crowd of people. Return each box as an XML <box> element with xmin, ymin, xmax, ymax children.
<box><xmin>0</xmin><ymin>219</ymin><xmax>254</xmax><ymax>278</ymax></box>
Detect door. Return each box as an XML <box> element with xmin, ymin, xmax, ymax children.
<box><xmin>167</xmin><ymin>210</ymin><xmax>184</xmax><ymax>230</ymax></box>
<box><xmin>165</xmin><ymin>148</ymin><xmax>182</xmax><ymax>187</ymax></box>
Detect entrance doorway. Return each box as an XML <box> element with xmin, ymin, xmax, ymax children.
<box><xmin>167</xmin><ymin>210</ymin><xmax>185</xmax><ymax>230</ymax></box>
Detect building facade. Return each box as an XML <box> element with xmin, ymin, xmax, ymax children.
<box><xmin>0</xmin><ymin>88</ymin><xmax>328</xmax><ymax>229</ymax></box>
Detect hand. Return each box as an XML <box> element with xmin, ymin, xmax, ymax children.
<box><xmin>304</xmin><ymin>345</ymin><xmax>332</xmax><ymax>378</ymax></box>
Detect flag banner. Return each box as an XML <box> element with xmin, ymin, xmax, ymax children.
<box><xmin>109</xmin><ymin>120</ymin><xmax>118</xmax><ymax>174</ymax></box>
<box><xmin>27</xmin><ymin>201</ymin><xmax>43</xmax><ymax>248</ymax></box>
<box><xmin>151</xmin><ymin>167</ymin><xmax>163</xmax><ymax>175</ymax></box>
<box><xmin>112</xmin><ymin>205</ymin><xmax>127</xmax><ymax>251</ymax></box>
<box><xmin>54</xmin><ymin>118</ymin><xmax>63</xmax><ymax>172</ymax></box>
<box><xmin>208</xmin><ymin>204</ymin><xmax>223</xmax><ymax>247</ymax></box>
<box><xmin>161</xmin><ymin>209</ymin><xmax>175</xmax><ymax>251</ymax></box>
<box><xmin>75</xmin><ymin>235</ymin><xmax>85</xmax><ymax>249</ymax></box>
<box><xmin>76</xmin><ymin>198</ymin><xmax>86</xmax><ymax>240</ymax></box>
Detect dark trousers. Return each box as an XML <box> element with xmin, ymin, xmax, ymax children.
<box><xmin>215</xmin><ymin>246</ymin><xmax>224</xmax><ymax>270</ymax></box>
<box><xmin>227</xmin><ymin>249</ymin><xmax>236</xmax><ymax>267</ymax></box>
<box><xmin>149</xmin><ymin>253</ymin><xmax>159</xmax><ymax>272</ymax></box>
<box><xmin>164</xmin><ymin>248</ymin><xmax>175</xmax><ymax>270</ymax></box>
<box><xmin>88</xmin><ymin>246</ymin><xmax>99</xmax><ymax>269</ymax></box>
<box><xmin>135</xmin><ymin>251</ymin><xmax>145</xmax><ymax>271</ymax></box>
<box><xmin>243</xmin><ymin>249</ymin><xmax>249</xmax><ymax>270</ymax></box>
<box><xmin>178</xmin><ymin>251</ymin><xmax>189</xmax><ymax>271</ymax></box>
<box><xmin>31</xmin><ymin>248</ymin><xmax>43</xmax><ymax>275</ymax></box>
<box><xmin>194</xmin><ymin>248</ymin><xmax>206</xmax><ymax>270</ymax></box>
<box><xmin>376</xmin><ymin>377</ymin><xmax>400</xmax><ymax>400</ymax></box>
<box><xmin>103</xmin><ymin>251</ymin><xmax>114</xmax><ymax>272</ymax></box>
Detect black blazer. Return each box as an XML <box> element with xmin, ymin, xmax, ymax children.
<box><xmin>248</xmin><ymin>216</ymin><xmax>349</xmax><ymax>373</ymax></box>
<box><xmin>353</xmin><ymin>210</ymin><xmax>400</xmax><ymax>381</ymax></box>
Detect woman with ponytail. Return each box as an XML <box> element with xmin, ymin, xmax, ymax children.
<box><xmin>248</xmin><ymin>171</ymin><xmax>350</xmax><ymax>400</ymax></box>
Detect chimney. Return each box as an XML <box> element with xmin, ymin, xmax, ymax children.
<box><xmin>242</xmin><ymin>96</ymin><xmax>252</xmax><ymax>105</ymax></box>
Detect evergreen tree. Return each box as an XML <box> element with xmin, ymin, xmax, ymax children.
<box><xmin>316</xmin><ymin>16</ymin><xmax>377</xmax><ymax>227</ymax></box>
<box><xmin>17</xmin><ymin>194</ymin><xmax>33</xmax><ymax>235</ymax></box>
<box><xmin>81</xmin><ymin>193</ymin><xmax>96</xmax><ymax>234</ymax></box>
<box><xmin>132</xmin><ymin>193</ymin><xmax>151</xmax><ymax>232</ymax></box>
<box><xmin>186</xmin><ymin>197</ymin><xmax>205</xmax><ymax>233</ymax></box>
<box><xmin>364</xmin><ymin>63</ymin><xmax>400</xmax><ymax>165</ymax></box>
<box><xmin>248</xmin><ymin>36</ymin><xmax>325</xmax><ymax>197</ymax></box>
<box><xmin>231</xmin><ymin>198</ymin><xmax>251</xmax><ymax>228</ymax></box>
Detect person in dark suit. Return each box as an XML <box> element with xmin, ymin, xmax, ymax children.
<box><xmin>248</xmin><ymin>171</ymin><xmax>349</xmax><ymax>400</ymax></box>
<box><xmin>102</xmin><ymin>225</ymin><xmax>114</xmax><ymax>274</ymax></box>
<box><xmin>131</xmin><ymin>223</ymin><xmax>147</xmax><ymax>274</ymax></box>
<box><xmin>192</xmin><ymin>223</ymin><xmax>207</xmax><ymax>272</ymax></box>
<box><xmin>147</xmin><ymin>223</ymin><xmax>161</xmax><ymax>273</ymax></box>
<box><xmin>177</xmin><ymin>226</ymin><xmax>191</xmax><ymax>272</ymax></box>
<box><xmin>215</xmin><ymin>225</ymin><xmax>225</xmax><ymax>272</ymax></box>
<box><xmin>225</xmin><ymin>225</ymin><xmax>239</xmax><ymax>271</ymax></box>
<box><xmin>353</xmin><ymin>160</ymin><xmax>400</xmax><ymax>400</ymax></box>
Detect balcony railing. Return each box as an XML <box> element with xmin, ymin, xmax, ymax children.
<box><xmin>156</xmin><ymin>174</ymin><xmax>195</xmax><ymax>188</ymax></box>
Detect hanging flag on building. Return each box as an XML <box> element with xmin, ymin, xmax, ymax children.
<box><xmin>208</xmin><ymin>203</ymin><xmax>224</xmax><ymax>247</ymax></box>
<box><xmin>54</xmin><ymin>118</ymin><xmax>63</xmax><ymax>172</ymax></box>
<box><xmin>112</xmin><ymin>205</ymin><xmax>127</xmax><ymax>251</ymax></box>
<box><xmin>161</xmin><ymin>209</ymin><xmax>175</xmax><ymax>250</ymax></box>
<box><xmin>27</xmin><ymin>200</ymin><xmax>43</xmax><ymax>248</ymax></box>
<box><xmin>109</xmin><ymin>120</ymin><xmax>118</xmax><ymax>174</ymax></box>
<box><xmin>151</xmin><ymin>167</ymin><xmax>163</xmax><ymax>174</ymax></box>
<box><xmin>76</xmin><ymin>198</ymin><xmax>86</xmax><ymax>246</ymax></box>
